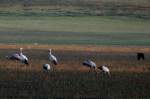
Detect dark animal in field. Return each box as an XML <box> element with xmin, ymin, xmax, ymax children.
<box><xmin>137</xmin><ymin>53</ymin><xmax>145</xmax><ymax>61</ymax></box>
<box><xmin>48</xmin><ymin>49</ymin><xmax>58</xmax><ymax>65</ymax></box>
<box><xmin>82</xmin><ymin>60</ymin><xmax>97</xmax><ymax>72</ymax></box>
<box><xmin>6</xmin><ymin>48</ymin><xmax>29</xmax><ymax>65</ymax></box>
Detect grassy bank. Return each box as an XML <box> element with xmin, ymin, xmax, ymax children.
<box><xmin>0</xmin><ymin>16</ymin><xmax>150</xmax><ymax>45</ymax></box>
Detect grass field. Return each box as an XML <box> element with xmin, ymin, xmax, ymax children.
<box><xmin>0</xmin><ymin>0</ymin><xmax>150</xmax><ymax>98</ymax></box>
<box><xmin>0</xmin><ymin>0</ymin><xmax>150</xmax><ymax>18</ymax></box>
<box><xmin>0</xmin><ymin>16</ymin><xmax>150</xmax><ymax>46</ymax></box>
<box><xmin>0</xmin><ymin>45</ymin><xmax>150</xmax><ymax>98</ymax></box>
<box><xmin>0</xmin><ymin>0</ymin><xmax>150</xmax><ymax>46</ymax></box>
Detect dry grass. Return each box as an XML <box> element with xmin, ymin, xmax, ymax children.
<box><xmin>0</xmin><ymin>44</ymin><xmax>150</xmax><ymax>72</ymax></box>
<box><xmin>0</xmin><ymin>44</ymin><xmax>150</xmax><ymax>98</ymax></box>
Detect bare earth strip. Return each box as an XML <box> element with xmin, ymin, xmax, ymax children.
<box><xmin>0</xmin><ymin>44</ymin><xmax>150</xmax><ymax>53</ymax></box>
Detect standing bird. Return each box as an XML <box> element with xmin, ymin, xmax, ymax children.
<box><xmin>48</xmin><ymin>49</ymin><xmax>58</xmax><ymax>65</ymax></box>
<box><xmin>6</xmin><ymin>48</ymin><xmax>29</xmax><ymax>65</ymax></box>
<box><xmin>98</xmin><ymin>65</ymin><xmax>110</xmax><ymax>77</ymax></box>
<box><xmin>82</xmin><ymin>60</ymin><xmax>97</xmax><ymax>72</ymax></box>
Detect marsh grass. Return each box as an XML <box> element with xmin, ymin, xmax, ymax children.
<box><xmin>0</xmin><ymin>69</ymin><xmax>150</xmax><ymax>98</ymax></box>
<box><xmin>0</xmin><ymin>48</ymin><xmax>150</xmax><ymax>98</ymax></box>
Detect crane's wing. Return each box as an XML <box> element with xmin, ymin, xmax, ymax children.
<box><xmin>21</xmin><ymin>54</ymin><xmax>28</xmax><ymax>61</ymax></box>
<box><xmin>89</xmin><ymin>61</ymin><xmax>96</xmax><ymax>67</ymax></box>
<box><xmin>49</xmin><ymin>54</ymin><xmax>58</xmax><ymax>65</ymax></box>
<box><xmin>82</xmin><ymin>60</ymin><xmax>96</xmax><ymax>68</ymax></box>
<box><xmin>83</xmin><ymin>60</ymin><xmax>90</xmax><ymax>67</ymax></box>
<box><xmin>102</xmin><ymin>66</ymin><xmax>110</xmax><ymax>72</ymax></box>
<box><xmin>9</xmin><ymin>53</ymin><xmax>22</xmax><ymax>61</ymax></box>
<box><xmin>21</xmin><ymin>55</ymin><xmax>29</xmax><ymax>65</ymax></box>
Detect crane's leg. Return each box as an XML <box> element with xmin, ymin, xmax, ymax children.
<box><xmin>94</xmin><ymin>68</ymin><xmax>99</xmax><ymax>77</ymax></box>
<box><xmin>90</xmin><ymin>67</ymin><xmax>95</xmax><ymax>73</ymax></box>
<box><xmin>51</xmin><ymin>65</ymin><xmax>55</xmax><ymax>71</ymax></box>
<box><xmin>107</xmin><ymin>72</ymin><xmax>111</xmax><ymax>78</ymax></box>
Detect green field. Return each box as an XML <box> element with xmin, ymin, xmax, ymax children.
<box><xmin>0</xmin><ymin>0</ymin><xmax>150</xmax><ymax>46</ymax></box>
<box><xmin>0</xmin><ymin>0</ymin><xmax>150</xmax><ymax>18</ymax></box>
<box><xmin>0</xmin><ymin>16</ymin><xmax>150</xmax><ymax>45</ymax></box>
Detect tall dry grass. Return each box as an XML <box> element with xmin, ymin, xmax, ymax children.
<box><xmin>0</xmin><ymin>46</ymin><xmax>150</xmax><ymax>98</ymax></box>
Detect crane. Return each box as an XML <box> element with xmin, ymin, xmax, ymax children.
<box><xmin>7</xmin><ymin>48</ymin><xmax>29</xmax><ymax>65</ymax></box>
<box><xmin>98</xmin><ymin>65</ymin><xmax>110</xmax><ymax>77</ymax></box>
<box><xmin>82</xmin><ymin>59</ymin><xmax>97</xmax><ymax>72</ymax></box>
<box><xmin>48</xmin><ymin>49</ymin><xmax>58</xmax><ymax>65</ymax></box>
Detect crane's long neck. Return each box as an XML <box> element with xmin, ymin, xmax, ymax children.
<box><xmin>49</xmin><ymin>49</ymin><xmax>52</xmax><ymax>55</ymax></box>
<box><xmin>20</xmin><ymin>48</ymin><xmax>23</xmax><ymax>55</ymax></box>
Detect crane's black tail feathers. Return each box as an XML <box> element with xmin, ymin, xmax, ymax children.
<box><xmin>52</xmin><ymin>60</ymin><xmax>57</xmax><ymax>65</ymax></box>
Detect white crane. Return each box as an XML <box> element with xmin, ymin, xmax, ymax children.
<box><xmin>7</xmin><ymin>48</ymin><xmax>29</xmax><ymax>65</ymax></box>
<box><xmin>48</xmin><ymin>49</ymin><xmax>58</xmax><ymax>65</ymax></box>
<box><xmin>82</xmin><ymin>59</ymin><xmax>97</xmax><ymax>72</ymax></box>
<box><xmin>98</xmin><ymin>65</ymin><xmax>110</xmax><ymax>77</ymax></box>
<box><xmin>43</xmin><ymin>64</ymin><xmax>51</xmax><ymax>71</ymax></box>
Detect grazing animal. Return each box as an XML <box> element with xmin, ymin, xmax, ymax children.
<box><xmin>98</xmin><ymin>65</ymin><xmax>110</xmax><ymax>77</ymax></box>
<box><xmin>82</xmin><ymin>60</ymin><xmax>97</xmax><ymax>72</ymax></box>
<box><xmin>48</xmin><ymin>49</ymin><xmax>58</xmax><ymax>65</ymax></box>
<box><xmin>7</xmin><ymin>48</ymin><xmax>29</xmax><ymax>65</ymax></box>
<box><xmin>137</xmin><ymin>53</ymin><xmax>145</xmax><ymax>61</ymax></box>
<box><xmin>43</xmin><ymin>64</ymin><xmax>51</xmax><ymax>71</ymax></box>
